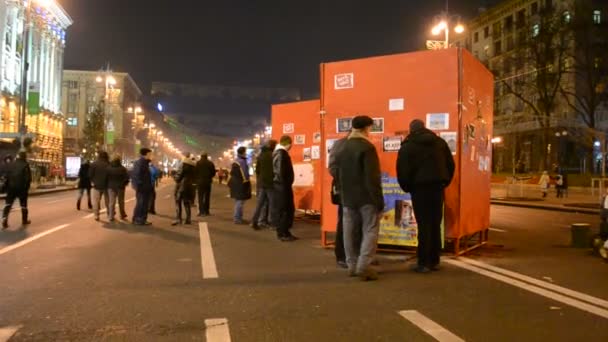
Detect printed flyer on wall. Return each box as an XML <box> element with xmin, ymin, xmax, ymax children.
<box><xmin>378</xmin><ymin>173</ymin><xmax>444</xmax><ymax>247</ymax></box>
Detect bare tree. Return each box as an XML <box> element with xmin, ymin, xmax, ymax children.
<box><xmin>502</xmin><ymin>4</ymin><xmax>571</xmax><ymax>171</ymax></box>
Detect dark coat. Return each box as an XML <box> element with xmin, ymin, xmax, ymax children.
<box><xmin>132</xmin><ymin>157</ymin><xmax>152</xmax><ymax>193</ymax></box>
<box><xmin>228</xmin><ymin>156</ymin><xmax>252</xmax><ymax>200</ymax></box>
<box><xmin>6</xmin><ymin>158</ymin><xmax>31</xmax><ymax>193</ymax></box>
<box><xmin>175</xmin><ymin>158</ymin><xmax>197</xmax><ymax>201</ymax></box>
<box><xmin>89</xmin><ymin>158</ymin><xmax>110</xmax><ymax>190</ymax></box>
<box><xmin>336</xmin><ymin>132</ymin><xmax>384</xmax><ymax>211</ymax></box>
<box><xmin>256</xmin><ymin>146</ymin><xmax>274</xmax><ymax>189</ymax></box>
<box><xmin>107</xmin><ymin>160</ymin><xmax>129</xmax><ymax>191</ymax></box>
<box><xmin>196</xmin><ymin>158</ymin><xmax>217</xmax><ymax>186</ymax></box>
<box><xmin>78</xmin><ymin>163</ymin><xmax>92</xmax><ymax>189</ymax></box>
<box><xmin>396</xmin><ymin>128</ymin><xmax>455</xmax><ymax>194</ymax></box>
<box><xmin>272</xmin><ymin>147</ymin><xmax>294</xmax><ymax>191</ymax></box>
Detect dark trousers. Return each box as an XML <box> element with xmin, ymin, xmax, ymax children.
<box><xmin>411</xmin><ymin>185</ymin><xmax>444</xmax><ymax>268</ymax></box>
<box><xmin>77</xmin><ymin>187</ymin><xmax>92</xmax><ymax>208</ymax></box>
<box><xmin>148</xmin><ymin>188</ymin><xmax>157</xmax><ymax>213</ymax></box>
<box><xmin>198</xmin><ymin>184</ymin><xmax>212</xmax><ymax>215</ymax></box>
<box><xmin>133</xmin><ymin>190</ymin><xmax>152</xmax><ymax>224</ymax></box>
<box><xmin>335</xmin><ymin>204</ymin><xmax>346</xmax><ymax>262</ymax></box>
<box><xmin>252</xmin><ymin>187</ymin><xmax>273</xmax><ymax>225</ymax></box>
<box><xmin>273</xmin><ymin>187</ymin><xmax>294</xmax><ymax>238</ymax></box>
<box><xmin>3</xmin><ymin>190</ymin><xmax>28</xmax><ymax>223</ymax></box>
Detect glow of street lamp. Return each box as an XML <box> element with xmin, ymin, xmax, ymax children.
<box><xmin>491</xmin><ymin>137</ymin><xmax>503</xmax><ymax>144</ymax></box>
<box><xmin>454</xmin><ymin>24</ymin><xmax>465</xmax><ymax>34</ymax></box>
<box><xmin>96</xmin><ymin>76</ymin><xmax>103</xmax><ymax>83</ymax></box>
<box><xmin>106</xmin><ymin>76</ymin><xmax>117</xmax><ymax>86</ymax></box>
<box><xmin>432</xmin><ymin>26</ymin><xmax>442</xmax><ymax>35</ymax></box>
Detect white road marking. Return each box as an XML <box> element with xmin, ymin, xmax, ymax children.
<box><xmin>125</xmin><ymin>197</ymin><xmax>135</xmax><ymax>203</ymax></box>
<box><xmin>459</xmin><ymin>257</ymin><xmax>608</xmax><ymax>310</ymax></box>
<box><xmin>489</xmin><ymin>228</ymin><xmax>507</xmax><ymax>233</ymax></box>
<box><xmin>0</xmin><ymin>224</ymin><xmax>70</xmax><ymax>256</ymax></box>
<box><xmin>0</xmin><ymin>325</ymin><xmax>21</xmax><ymax>342</ymax></box>
<box><xmin>164</xmin><ymin>194</ymin><xmax>172</xmax><ymax>199</ymax></box>
<box><xmin>47</xmin><ymin>199</ymin><xmax>68</xmax><ymax>204</ymax></box>
<box><xmin>204</xmin><ymin>318</ymin><xmax>231</xmax><ymax>342</ymax></box>
<box><xmin>446</xmin><ymin>259</ymin><xmax>608</xmax><ymax>319</ymax></box>
<box><xmin>398</xmin><ymin>310</ymin><xmax>464</xmax><ymax>342</ymax></box>
<box><xmin>199</xmin><ymin>222</ymin><xmax>219</xmax><ymax>279</ymax></box>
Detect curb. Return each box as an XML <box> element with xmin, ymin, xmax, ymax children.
<box><xmin>0</xmin><ymin>187</ymin><xmax>76</xmax><ymax>200</ymax></box>
<box><xmin>491</xmin><ymin>200</ymin><xmax>599</xmax><ymax>215</ymax></box>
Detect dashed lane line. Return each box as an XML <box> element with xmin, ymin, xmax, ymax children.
<box><xmin>489</xmin><ymin>227</ymin><xmax>507</xmax><ymax>233</ymax></box>
<box><xmin>398</xmin><ymin>310</ymin><xmax>465</xmax><ymax>342</ymax></box>
<box><xmin>446</xmin><ymin>259</ymin><xmax>608</xmax><ymax>319</ymax></box>
<box><xmin>459</xmin><ymin>257</ymin><xmax>608</xmax><ymax>310</ymax></box>
<box><xmin>0</xmin><ymin>325</ymin><xmax>21</xmax><ymax>342</ymax></box>
<box><xmin>204</xmin><ymin>318</ymin><xmax>231</xmax><ymax>342</ymax></box>
<box><xmin>199</xmin><ymin>222</ymin><xmax>219</xmax><ymax>279</ymax></box>
<box><xmin>0</xmin><ymin>224</ymin><xmax>70</xmax><ymax>256</ymax></box>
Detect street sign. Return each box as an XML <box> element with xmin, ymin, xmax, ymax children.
<box><xmin>28</xmin><ymin>82</ymin><xmax>40</xmax><ymax>115</ymax></box>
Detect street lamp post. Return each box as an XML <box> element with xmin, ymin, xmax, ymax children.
<box><xmin>429</xmin><ymin>1</ymin><xmax>465</xmax><ymax>49</ymax></box>
<box><xmin>96</xmin><ymin>68</ymin><xmax>116</xmax><ymax>152</ymax></box>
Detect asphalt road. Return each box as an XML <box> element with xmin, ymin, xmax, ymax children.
<box><xmin>0</xmin><ymin>182</ymin><xmax>607</xmax><ymax>341</ymax></box>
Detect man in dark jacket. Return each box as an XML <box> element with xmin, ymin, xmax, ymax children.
<box><xmin>273</xmin><ymin>135</ymin><xmax>296</xmax><ymax>242</ymax></box>
<box><xmin>107</xmin><ymin>155</ymin><xmax>130</xmax><ymax>222</ymax></box>
<box><xmin>89</xmin><ymin>151</ymin><xmax>110</xmax><ymax>221</ymax></box>
<box><xmin>397</xmin><ymin>119</ymin><xmax>455</xmax><ymax>273</ymax></box>
<box><xmin>336</xmin><ymin>116</ymin><xmax>384</xmax><ymax>281</ymax></box>
<box><xmin>228</xmin><ymin>146</ymin><xmax>251</xmax><ymax>224</ymax></box>
<box><xmin>328</xmin><ymin>132</ymin><xmax>351</xmax><ymax>268</ymax></box>
<box><xmin>76</xmin><ymin>161</ymin><xmax>93</xmax><ymax>211</ymax></box>
<box><xmin>173</xmin><ymin>156</ymin><xmax>197</xmax><ymax>225</ymax></box>
<box><xmin>250</xmin><ymin>140</ymin><xmax>277</xmax><ymax>230</ymax></box>
<box><xmin>132</xmin><ymin>148</ymin><xmax>153</xmax><ymax>226</ymax></box>
<box><xmin>2</xmin><ymin>152</ymin><xmax>31</xmax><ymax>229</ymax></box>
<box><xmin>196</xmin><ymin>153</ymin><xmax>217</xmax><ymax>217</ymax></box>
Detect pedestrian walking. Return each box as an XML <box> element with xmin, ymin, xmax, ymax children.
<box><xmin>539</xmin><ymin>171</ymin><xmax>550</xmax><ymax>198</ymax></box>
<box><xmin>76</xmin><ymin>161</ymin><xmax>93</xmax><ymax>211</ymax></box>
<box><xmin>250</xmin><ymin>140</ymin><xmax>277</xmax><ymax>230</ymax></box>
<box><xmin>228</xmin><ymin>146</ymin><xmax>252</xmax><ymax>224</ymax></box>
<box><xmin>218</xmin><ymin>169</ymin><xmax>227</xmax><ymax>184</ymax></box>
<box><xmin>196</xmin><ymin>153</ymin><xmax>216</xmax><ymax>217</ymax></box>
<box><xmin>397</xmin><ymin>119</ymin><xmax>455</xmax><ymax>273</ymax></box>
<box><xmin>148</xmin><ymin>162</ymin><xmax>160</xmax><ymax>215</ymax></box>
<box><xmin>107</xmin><ymin>156</ymin><xmax>130</xmax><ymax>222</ymax></box>
<box><xmin>89</xmin><ymin>151</ymin><xmax>110</xmax><ymax>221</ymax></box>
<box><xmin>336</xmin><ymin>116</ymin><xmax>384</xmax><ymax>280</ymax></box>
<box><xmin>329</xmin><ymin>132</ymin><xmax>351</xmax><ymax>268</ymax></box>
<box><xmin>172</xmin><ymin>156</ymin><xmax>197</xmax><ymax>225</ymax></box>
<box><xmin>1</xmin><ymin>152</ymin><xmax>31</xmax><ymax>229</ymax></box>
<box><xmin>272</xmin><ymin>136</ymin><xmax>297</xmax><ymax>241</ymax></box>
<box><xmin>132</xmin><ymin>148</ymin><xmax>153</xmax><ymax>226</ymax></box>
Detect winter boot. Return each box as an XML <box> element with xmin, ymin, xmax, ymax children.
<box><xmin>2</xmin><ymin>205</ymin><xmax>10</xmax><ymax>229</ymax></box>
<box><xmin>22</xmin><ymin>208</ymin><xmax>31</xmax><ymax>226</ymax></box>
<box><xmin>184</xmin><ymin>202</ymin><xmax>192</xmax><ymax>225</ymax></box>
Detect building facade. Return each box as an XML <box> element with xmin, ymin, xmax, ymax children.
<box><xmin>0</xmin><ymin>0</ymin><xmax>72</xmax><ymax>171</ymax></box>
<box><xmin>461</xmin><ymin>0</ymin><xmax>608</xmax><ymax>173</ymax></box>
<box><xmin>61</xmin><ymin>70</ymin><xmax>143</xmax><ymax>160</ymax></box>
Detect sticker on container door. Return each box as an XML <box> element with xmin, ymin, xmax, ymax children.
<box><xmin>303</xmin><ymin>148</ymin><xmax>312</xmax><ymax>162</ymax></box>
<box><xmin>294</xmin><ymin>134</ymin><xmax>305</xmax><ymax>145</ymax></box>
<box><xmin>372</xmin><ymin>118</ymin><xmax>385</xmax><ymax>133</ymax></box>
<box><xmin>313</xmin><ymin>132</ymin><xmax>321</xmax><ymax>143</ymax></box>
<box><xmin>389</xmin><ymin>98</ymin><xmax>405</xmax><ymax>111</ymax></box>
<box><xmin>337</xmin><ymin>118</ymin><xmax>353</xmax><ymax>133</ymax></box>
<box><xmin>311</xmin><ymin>145</ymin><xmax>320</xmax><ymax>160</ymax></box>
<box><xmin>383</xmin><ymin>136</ymin><xmax>402</xmax><ymax>152</ymax></box>
<box><xmin>439</xmin><ymin>132</ymin><xmax>457</xmax><ymax>155</ymax></box>
<box><xmin>334</xmin><ymin>73</ymin><xmax>354</xmax><ymax>90</ymax></box>
<box><xmin>283</xmin><ymin>123</ymin><xmax>294</xmax><ymax>134</ymax></box>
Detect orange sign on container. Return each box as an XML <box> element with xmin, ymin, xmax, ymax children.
<box><xmin>271</xmin><ymin>100</ymin><xmax>322</xmax><ymax>212</ymax></box>
<box><xmin>319</xmin><ymin>48</ymin><xmax>493</xmax><ymax>254</ymax></box>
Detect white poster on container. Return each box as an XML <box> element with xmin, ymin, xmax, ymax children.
<box><xmin>426</xmin><ymin>113</ymin><xmax>450</xmax><ymax>130</ymax></box>
<box><xmin>293</xmin><ymin>163</ymin><xmax>314</xmax><ymax>187</ymax></box>
<box><xmin>389</xmin><ymin>98</ymin><xmax>405</xmax><ymax>111</ymax></box>
<box><xmin>334</xmin><ymin>73</ymin><xmax>354</xmax><ymax>90</ymax></box>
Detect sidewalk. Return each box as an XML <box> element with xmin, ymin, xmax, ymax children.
<box><xmin>491</xmin><ymin>183</ymin><xmax>601</xmax><ymax>214</ymax></box>
<box><xmin>0</xmin><ymin>184</ymin><xmax>76</xmax><ymax>200</ymax></box>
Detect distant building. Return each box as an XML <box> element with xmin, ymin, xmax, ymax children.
<box><xmin>151</xmin><ymin>82</ymin><xmax>301</xmax><ymax>138</ymax></box>
<box><xmin>61</xmin><ymin>70</ymin><xmax>142</xmax><ymax>159</ymax></box>
<box><xmin>0</xmin><ymin>0</ymin><xmax>72</xmax><ymax>171</ymax></box>
<box><xmin>460</xmin><ymin>0</ymin><xmax>608</xmax><ymax>173</ymax></box>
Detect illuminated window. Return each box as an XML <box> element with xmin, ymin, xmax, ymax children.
<box><xmin>593</xmin><ymin>10</ymin><xmax>601</xmax><ymax>24</ymax></box>
<box><xmin>67</xmin><ymin>117</ymin><xmax>78</xmax><ymax>126</ymax></box>
<box><xmin>532</xmin><ymin>24</ymin><xmax>540</xmax><ymax>37</ymax></box>
<box><xmin>563</xmin><ymin>11</ymin><xmax>571</xmax><ymax>23</ymax></box>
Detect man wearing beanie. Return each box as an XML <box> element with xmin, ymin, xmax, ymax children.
<box><xmin>396</xmin><ymin>119</ymin><xmax>455</xmax><ymax>273</ymax></box>
<box><xmin>336</xmin><ymin>115</ymin><xmax>384</xmax><ymax>281</ymax></box>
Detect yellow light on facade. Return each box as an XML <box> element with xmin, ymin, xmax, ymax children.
<box><xmin>454</xmin><ymin>24</ymin><xmax>465</xmax><ymax>34</ymax></box>
<box><xmin>106</xmin><ymin>76</ymin><xmax>117</xmax><ymax>86</ymax></box>
<box><xmin>96</xmin><ymin>76</ymin><xmax>103</xmax><ymax>83</ymax></box>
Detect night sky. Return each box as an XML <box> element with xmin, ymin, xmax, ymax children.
<box><xmin>58</xmin><ymin>0</ymin><xmax>500</xmax><ymax>97</ymax></box>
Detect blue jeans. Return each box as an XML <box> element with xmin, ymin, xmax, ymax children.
<box><xmin>133</xmin><ymin>190</ymin><xmax>152</xmax><ymax>224</ymax></box>
<box><xmin>251</xmin><ymin>187</ymin><xmax>273</xmax><ymax>225</ymax></box>
<box><xmin>234</xmin><ymin>200</ymin><xmax>246</xmax><ymax>223</ymax></box>
<box><xmin>343</xmin><ymin>205</ymin><xmax>380</xmax><ymax>274</ymax></box>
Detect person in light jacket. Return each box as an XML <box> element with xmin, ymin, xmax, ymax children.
<box><xmin>538</xmin><ymin>171</ymin><xmax>550</xmax><ymax>198</ymax></box>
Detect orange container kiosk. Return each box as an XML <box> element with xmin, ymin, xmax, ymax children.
<box><xmin>271</xmin><ymin>100</ymin><xmax>322</xmax><ymax>212</ymax></box>
<box><xmin>319</xmin><ymin>48</ymin><xmax>494</xmax><ymax>254</ymax></box>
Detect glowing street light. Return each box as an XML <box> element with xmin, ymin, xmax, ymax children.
<box><xmin>428</xmin><ymin>1</ymin><xmax>465</xmax><ymax>49</ymax></box>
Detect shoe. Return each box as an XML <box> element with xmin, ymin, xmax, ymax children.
<box><xmin>197</xmin><ymin>213</ymin><xmax>207</xmax><ymax>217</ymax></box>
<box><xmin>109</xmin><ymin>218</ymin><xmax>116</xmax><ymax>222</ymax></box>
<box><xmin>287</xmin><ymin>234</ymin><xmax>299</xmax><ymax>240</ymax></box>
<box><xmin>251</xmin><ymin>223</ymin><xmax>261</xmax><ymax>230</ymax></box>
<box><xmin>121</xmin><ymin>215</ymin><xmax>128</xmax><ymax>221</ymax></box>
<box><xmin>143</xmin><ymin>222</ymin><xmax>152</xmax><ymax>226</ymax></box>
<box><xmin>412</xmin><ymin>265</ymin><xmax>432</xmax><ymax>274</ymax></box>
<box><xmin>358</xmin><ymin>269</ymin><xmax>379</xmax><ymax>281</ymax></box>
<box><xmin>2</xmin><ymin>219</ymin><xmax>8</xmax><ymax>230</ymax></box>
<box><xmin>94</xmin><ymin>217</ymin><xmax>100</xmax><ymax>222</ymax></box>
<box><xmin>336</xmin><ymin>261</ymin><xmax>348</xmax><ymax>269</ymax></box>
<box><xmin>430</xmin><ymin>264</ymin><xmax>441</xmax><ymax>271</ymax></box>
<box><xmin>171</xmin><ymin>221</ymin><xmax>181</xmax><ymax>226</ymax></box>
<box><xmin>279</xmin><ymin>236</ymin><xmax>297</xmax><ymax>242</ymax></box>
<box><xmin>77</xmin><ymin>202</ymin><xmax>81</xmax><ymax>211</ymax></box>
<box><xmin>184</xmin><ymin>220</ymin><xmax>192</xmax><ymax>225</ymax></box>
<box><xmin>88</xmin><ymin>205</ymin><xmax>93</xmax><ymax>210</ymax></box>
<box><xmin>149</xmin><ymin>211</ymin><xmax>157</xmax><ymax>215</ymax></box>
<box><xmin>234</xmin><ymin>221</ymin><xmax>247</xmax><ymax>225</ymax></box>
<box><xmin>348</xmin><ymin>269</ymin><xmax>357</xmax><ymax>277</ymax></box>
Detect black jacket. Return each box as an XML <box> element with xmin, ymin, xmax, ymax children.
<box><xmin>78</xmin><ymin>163</ymin><xmax>92</xmax><ymax>189</ymax></box>
<box><xmin>132</xmin><ymin>157</ymin><xmax>152</xmax><ymax>192</ymax></box>
<box><xmin>175</xmin><ymin>158</ymin><xmax>197</xmax><ymax>201</ymax></box>
<box><xmin>228</xmin><ymin>156</ymin><xmax>252</xmax><ymax>200</ymax></box>
<box><xmin>273</xmin><ymin>147</ymin><xmax>294</xmax><ymax>191</ymax></box>
<box><xmin>6</xmin><ymin>158</ymin><xmax>31</xmax><ymax>193</ymax></box>
<box><xmin>336</xmin><ymin>132</ymin><xmax>384</xmax><ymax>211</ymax></box>
<box><xmin>396</xmin><ymin>128</ymin><xmax>455</xmax><ymax>193</ymax></box>
<box><xmin>256</xmin><ymin>146</ymin><xmax>274</xmax><ymax>189</ymax></box>
<box><xmin>107</xmin><ymin>161</ymin><xmax>129</xmax><ymax>191</ymax></box>
<box><xmin>196</xmin><ymin>158</ymin><xmax>216</xmax><ymax>186</ymax></box>
<box><xmin>89</xmin><ymin>158</ymin><xmax>110</xmax><ymax>190</ymax></box>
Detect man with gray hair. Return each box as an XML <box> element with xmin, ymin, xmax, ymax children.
<box><xmin>336</xmin><ymin>116</ymin><xmax>384</xmax><ymax>281</ymax></box>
